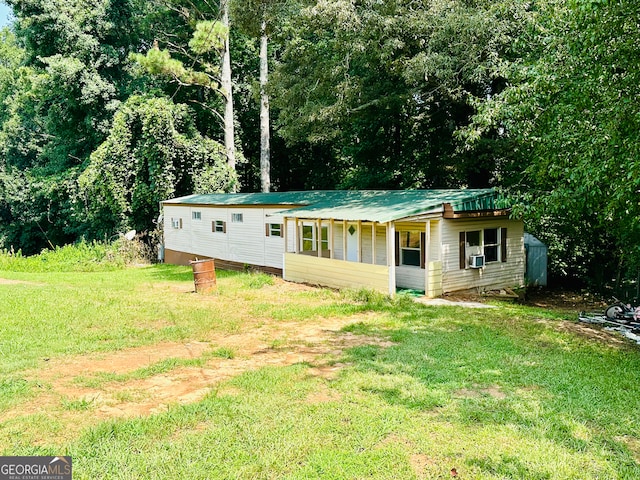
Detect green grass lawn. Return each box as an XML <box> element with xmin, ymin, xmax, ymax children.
<box><xmin>1</xmin><ymin>260</ymin><xmax>640</xmax><ymax>479</ymax></box>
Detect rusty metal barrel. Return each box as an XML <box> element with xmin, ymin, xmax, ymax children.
<box><xmin>190</xmin><ymin>258</ymin><xmax>217</xmax><ymax>293</ymax></box>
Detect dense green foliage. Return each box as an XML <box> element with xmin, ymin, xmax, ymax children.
<box><xmin>79</xmin><ymin>95</ymin><xmax>235</xmax><ymax>237</ymax></box>
<box><xmin>466</xmin><ymin>0</ymin><xmax>640</xmax><ymax>289</ymax></box>
<box><xmin>0</xmin><ymin>0</ymin><xmax>637</xmax><ymax>288</ymax></box>
<box><xmin>271</xmin><ymin>0</ymin><xmax>528</xmax><ymax>189</ymax></box>
<box><xmin>0</xmin><ymin>238</ymin><xmax>151</xmax><ymax>272</ymax></box>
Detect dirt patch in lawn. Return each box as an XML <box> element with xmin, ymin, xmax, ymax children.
<box><xmin>616</xmin><ymin>435</ymin><xmax>640</xmax><ymax>464</ymax></box>
<box><xmin>0</xmin><ymin>278</ymin><xmax>42</xmax><ymax>286</ymax></box>
<box><xmin>33</xmin><ymin>341</ymin><xmax>214</xmax><ymax>380</ymax></box>
<box><xmin>9</xmin><ymin>311</ymin><xmax>392</xmax><ymax>443</ymax></box>
<box><xmin>524</xmin><ymin>288</ymin><xmax>609</xmax><ymax>312</ymax></box>
<box><xmin>376</xmin><ymin>434</ymin><xmax>441</xmax><ymax>478</ymax></box>
<box><xmin>556</xmin><ymin>320</ymin><xmax>630</xmax><ymax>347</ymax></box>
<box><xmin>304</xmin><ymin>384</ymin><xmax>343</xmax><ymax>404</ymax></box>
<box><xmin>455</xmin><ymin>385</ymin><xmax>507</xmax><ymax>400</ymax></box>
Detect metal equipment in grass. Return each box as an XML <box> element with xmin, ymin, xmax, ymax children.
<box><xmin>579</xmin><ymin>297</ymin><xmax>640</xmax><ymax>344</ymax></box>
<box><xmin>190</xmin><ymin>258</ymin><xmax>217</xmax><ymax>293</ymax></box>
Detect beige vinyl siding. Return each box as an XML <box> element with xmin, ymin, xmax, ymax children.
<box><xmin>441</xmin><ymin>218</ymin><xmax>524</xmax><ymax>293</ymax></box>
<box><xmin>284</xmin><ymin>253</ymin><xmax>390</xmax><ymax>293</ymax></box>
<box><xmin>396</xmin><ymin>266</ymin><xmax>425</xmax><ymax>290</ymax></box>
<box><xmin>359</xmin><ymin>224</ymin><xmax>388</xmax><ymax>265</ymax></box>
<box><xmin>427</xmin><ymin>261</ymin><xmax>443</xmax><ymax>298</ymax></box>
<box><xmin>285</xmin><ymin>220</ymin><xmax>297</xmax><ymax>253</ymax></box>
<box><xmin>376</xmin><ymin>226</ymin><xmax>388</xmax><ymax>265</ymax></box>
<box><xmin>360</xmin><ymin>225</ymin><xmax>372</xmax><ymax>264</ymax></box>
<box><xmin>393</xmin><ymin>220</ymin><xmax>440</xmax><ymax>291</ymax></box>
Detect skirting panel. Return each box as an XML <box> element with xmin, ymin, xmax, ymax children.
<box><xmin>163</xmin><ymin>249</ymin><xmax>283</xmax><ymax>276</ymax></box>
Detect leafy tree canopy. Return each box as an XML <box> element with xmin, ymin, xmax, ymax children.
<box><xmin>466</xmin><ymin>0</ymin><xmax>640</xmax><ymax>287</ymax></box>
<box><xmin>271</xmin><ymin>0</ymin><xmax>531</xmax><ymax>189</ymax></box>
<box><xmin>79</xmin><ymin>95</ymin><xmax>236</xmax><ymax>237</ymax></box>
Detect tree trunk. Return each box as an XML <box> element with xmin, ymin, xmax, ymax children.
<box><xmin>220</xmin><ymin>0</ymin><xmax>236</xmax><ymax>188</ymax></box>
<box><xmin>259</xmin><ymin>20</ymin><xmax>271</xmax><ymax>192</ymax></box>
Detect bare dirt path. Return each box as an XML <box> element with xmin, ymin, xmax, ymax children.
<box><xmin>6</xmin><ymin>310</ymin><xmax>392</xmax><ymax>443</ymax></box>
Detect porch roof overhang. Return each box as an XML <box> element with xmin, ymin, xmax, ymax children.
<box><xmin>274</xmin><ymin>189</ymin><xmax>504</xmax><ymax>223</ymax></box>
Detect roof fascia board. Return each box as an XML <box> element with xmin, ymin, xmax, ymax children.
<box><xmin>393</xmin><ymin>213</ymin><xmax>443</xmax><ymax>222</ymax></box>
<box><xmin>276</xmin><ymin>207</ymin><xmax>444</xmax><ymax>223</ymax></box>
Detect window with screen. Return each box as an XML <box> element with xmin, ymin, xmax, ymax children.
<box><xmin>484</xmin><ymin>228</ymin><xmax>499</xmax><ymax>262</ymax></box>
<box><xmin>459</xmin><ymin>227</ymin><xmax>507</xmax><ymax>268</ymax></box>
<box><xmin>400</xmin><ymin>231</ymin><xmax>421</xmax><ymax>266</ymax></box>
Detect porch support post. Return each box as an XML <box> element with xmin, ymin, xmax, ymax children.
<box><xmin>371</xmin><ymin>223</ymin><xmax>376</xmax><ymax>265</ymax></box>
<box><xmin>283</xmin><ymin>218</ymin><xmax>289</xmax><ymax>253</ymax></box>
<box><xmin>329</xmin><ymin>219</ymin><xmax>335</xmax><ymax>259</ymax></box>
<box><xmin>317</xmin><ymin>218</ymin><xmax>322</xmax><ymax>258</ymax></box>
<box><xmin>425</xmin><ymin>220</ymin><xmax>431</xmax><ymax>295</ymax></box>
<box><xmin>343</xmin><ymin>220</ymin><xmax>347</xmax><ymax>262</ymax></box>
<box><xmin>357</xmin><ymin>220</ymin><xmax>362</xmax><ymax>263</ymax></box>
<box><xmin>387</xmin><ymin>222</ymin><xmax>396</xmax><ymax>296</ymax></box>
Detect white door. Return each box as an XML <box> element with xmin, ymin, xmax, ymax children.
<box><xmin>346</xmin><ymin>223</ymin><xmax>358</xmax><ymax>261</ymax></box>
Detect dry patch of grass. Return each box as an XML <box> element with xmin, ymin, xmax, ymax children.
<box><xmin>28</xmin><ymin>341</ymin><xmax>213</xmax><ymax>381</ymax></box>
<box><xmin>454</xmin><ymin>384</ymin><xmax>507</xmax><ymax>400</ymax></box>
<box><xmin>4</xmin><ymin>296</ymin><xmax>391</xmax><ymax>443</ymax></box>
<box><xmin>617</xmin><ymin>436</ymin><xmax>640</xmax><ymax>464</ymax></box>
<box><xmin>0</xmin><ymin>277</ymin><xmax>43</xmax><ymax>286</ymax></box>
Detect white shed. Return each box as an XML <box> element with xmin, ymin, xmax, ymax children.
<box><xmin>524</xmin><ymin>233</ymin><xmax>548</xmax><ymax>287</ymax></box>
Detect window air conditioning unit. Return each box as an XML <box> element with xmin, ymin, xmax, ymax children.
<box><xmin>469</xmin><ymin>255</ymin><xmax>485</xmax><ymax>268</ymax></box>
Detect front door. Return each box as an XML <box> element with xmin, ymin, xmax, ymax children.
<box><xmin>346</xmin><ymin>223</ymin><xmax>358</xmax><ymax>262</ymax></box>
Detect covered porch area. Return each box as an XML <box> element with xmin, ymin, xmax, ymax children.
<box><xmin>281</xmin><ymin>216</ymin><xmax>443</xmax><ymax>297</ymax></box>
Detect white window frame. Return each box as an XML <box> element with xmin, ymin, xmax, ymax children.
<box><xmin>483</xmin><ymin>228</ymin><xmax>500</xmax><ymax>263</ymax></box>
<box><xmin>231</xmin><ymin>213</ymin><xmax>244</xmax><ymax>223</ymax></box>
<box><xmin>268</xmin><ymin>223</ymin><xmax>282</xmax><ymax>237</ymax></box>
<box><xmin>300</xmin><ymin>223</ymin><xmax>328</xmax><ymax>251</ymax></box>
<box><xmin>302</xmin><ymin>224</ymin><xmax>314</xmax><ymax>251</ymax></box>
<box><xmin>463</xmin><ymin>228</ymin><xmax>502</xmax><ymax>266</ymax></box>
<box><xmin>192</xmin><ymin>211</ymin><xmax>202</xmax><ymax>221</ymax></box>
<box><xmin>320</xmin><ymin>225</ymin><xmax>329</xmax><ymax>251</ymax></box>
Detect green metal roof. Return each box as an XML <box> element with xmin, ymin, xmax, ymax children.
<box><xmin>163</xmin><ymin>189</ymin><xmax>506</xmax><ymax>223</ymax></box>
<box><xmin>163</xmin><ymin>191</ymin><xmax>331</xmax><ymax>207</ymax></box>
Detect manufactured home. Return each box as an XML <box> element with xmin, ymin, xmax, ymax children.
<box><xmin>161</xmin><ymin>190</ymin><xmax>525</xmax><ymax>297</ymax></box>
